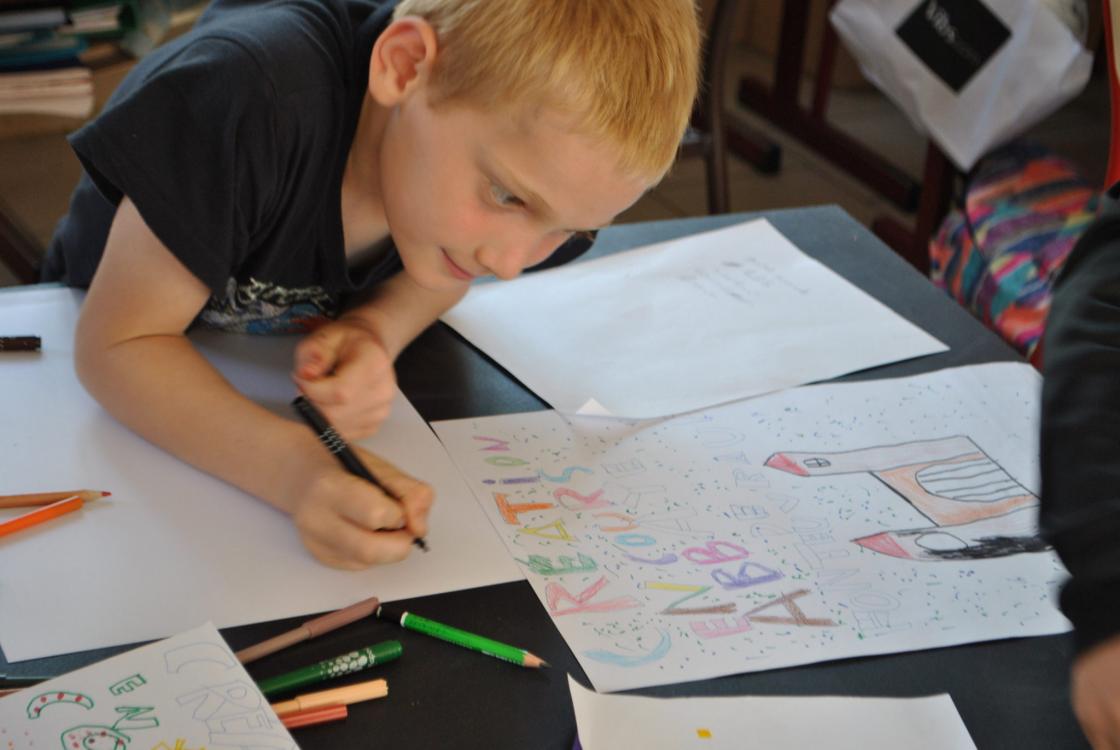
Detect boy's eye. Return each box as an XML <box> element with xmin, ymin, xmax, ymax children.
<box><xmin>490</xmin><ymin>182</ymin><xmax>525</xmax><ymax>208</ymax></box>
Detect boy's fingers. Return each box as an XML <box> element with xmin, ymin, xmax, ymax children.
<box><xmin>334</xmin><ymin>483</ymin><xmax>406</xmax><ymax>532</ymax></box>
<box><xmin>351</xmin><ymin>452</ymin><xmax>433</xmax><ymax>537</ymax></box>
<box><xmin>303</xmin><ymin>516</ymin><xmax>414</xmax><ymax>568</ymax></box>
<box><xmin>402</xmin><ymin>484</ymin><xmax>434</xmax><ymax>537</ymax></box>
<box><xmin>360</xmin><ymin>453</ymin><xmax>422</xmax><ymax>497</ymax></box>
<box><xmin>292</xmin><ymin>374</ymin><xmax>347</xmax><ymax>406</ymax></box>
<box><xmin>293</xmin><ymin>329</ymin><xmax>344</xmax><ymax>379</ymax></box>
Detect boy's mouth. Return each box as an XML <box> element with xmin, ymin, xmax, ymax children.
<box><xmin>441</xmin><ymin>249</ymin><xmax>476</xmax><ymax>281</ymax></box>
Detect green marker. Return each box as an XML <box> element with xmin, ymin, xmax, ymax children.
<box><xmin>257</xmin><ymin>640</ymin><xmax>402</xmax><ymax>697</ymax></box>
<box><xmin>377</xmin><ymin>606</ymin><xmax>548</xmax><ymax>669</ymax></box>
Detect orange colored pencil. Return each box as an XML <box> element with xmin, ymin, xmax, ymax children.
<box><xmin>0</xmin><ymin>495</ymin><xmax>86</xmax><ymax>538</ymax></box>
<box><xmin>0</xmin><ymin>490</ymin><xmax>110</xmax><ymax>509</ymax></box>
<box><xmin>280</xmin><ymin>704</ymin><xmax>348</xmax><ymax>730</ymax></box>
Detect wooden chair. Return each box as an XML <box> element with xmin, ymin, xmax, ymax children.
<box><xmin>679</xmin><ymin>0</ymin><xmax>738</xmax><ymax>215</ymax></box>
<box><xmin>0</xmin><ymin>199</ymin><xmax>40</xmax><ymax>284</ymax></box>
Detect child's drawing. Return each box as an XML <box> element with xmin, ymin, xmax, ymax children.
<box><xmin>0</xmin><ymin>624</ymin><xmax>295</xmax><ymax>750</ymax></box>
<box><xmin>432</xmin><ymin>363</ymin><xmax>1070</xmax><ymax>692</ymax></box>
<box><xmin>109</xmin><ymin>675</ymin><xmax>147</xmax><ymax>696</ymax></box>
<box><xmin>58</xmin><ymin>706</ymin><xmax>157</xmax><ymax>750</ymax></box>
<box><xmin>25</xmin><ymin>690</ymin><xmax>94</xmax><ymax>718</ymax></box>
<box><xmin>764</xmin><ymin>436</ymin><xmax>1049</xmax><ymax>560</ymax></box>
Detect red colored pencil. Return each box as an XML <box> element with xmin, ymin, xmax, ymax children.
<box><xmin>0</xmin><ymin>495</ymin><xmax>86</xmax><ymax>538</ymax></box>
<box><xmin>279</xmin><ymin>704</ymin><xmax>348</xmax><ymax>729</ymax></box>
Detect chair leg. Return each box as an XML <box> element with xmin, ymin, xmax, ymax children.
<box><xmin>736</xmin><ymin>0</ymin><xmax>920</xmax><ymax>211</ymax></box>
<box><xmin>871</xmin><ymin>143</ymin><xmax>956</xmax><ymax>274</ymax></box>
<box><xmin>0</xmin><ymin>200</ymin><xmax>42</xmax><ymax>284</ymax></box>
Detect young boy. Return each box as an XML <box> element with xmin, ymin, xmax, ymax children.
<box><xmin>43</xmin><ymin>0</ymin><xmax>701</xmax><ymax>569</ymax></box>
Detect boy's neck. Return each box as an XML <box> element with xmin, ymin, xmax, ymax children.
<box><xmin>341</xmin><ymin>93</ymin><xmax>391</xmax><ymax>256</ymax></box>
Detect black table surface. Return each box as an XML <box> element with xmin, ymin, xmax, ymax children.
<box><xmin>0</xmin><ymin>207</ymin><xmax>1087</xmax><ymax>749</ymax></box>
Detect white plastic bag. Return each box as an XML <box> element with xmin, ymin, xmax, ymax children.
<box><xmin>830</xmin><ymin>0</ymin><xmax>1093</xmax><ymax>170</ymax></box>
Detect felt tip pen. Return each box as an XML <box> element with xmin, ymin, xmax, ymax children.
<box><xmin>236</xmin><ymin>594</ymin><xmax>381</xmax><ymax>664</ymax></box>
<box><xmin>270</xmin><ymin>677</ymin><xmax>388</xmax><ymax>717</ymax></box>
<box><xmin>377</xmin><ymin>605</ymin><xmax>548</xmax><ymax>669</ymax></box>
<box><xmin>291</xmin><ymin>396</ymin><xmax>428</xmax><ymax>552</ymax></box>
<box><xmin>257</xmin><ymin>640</ymin><xmax>402</xmax><ymax>697</ymax></box>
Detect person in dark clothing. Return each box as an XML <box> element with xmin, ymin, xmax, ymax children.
<box><xmin>1041</xmin><ymin>181</ymin><xmax>1120</xmax><ymax>750</ymax></box>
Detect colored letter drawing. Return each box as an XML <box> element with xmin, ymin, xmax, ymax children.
<box><xmin>0</xmin><ymin>623</ymin><xmax>295</xmax><ymax>750</ymax></box>
<box><xmin>431</xmin><ymin>363</ymin><xmax>1070</xmax><ymax>692</ymax></box>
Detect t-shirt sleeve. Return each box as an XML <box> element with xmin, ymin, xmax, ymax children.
<box><xmin>68</xmin><ymin>37</ymin><xmax>279</xmax><ymax>295</ymax></box>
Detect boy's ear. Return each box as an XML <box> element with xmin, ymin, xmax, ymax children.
<box><xmin>368</xmin><ymin>17</ymin><xmax>438</xmax><ymax>106</ymax></box>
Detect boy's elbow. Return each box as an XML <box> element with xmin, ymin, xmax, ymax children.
<box><xmin>72</xmin><ymin>313</ymin><xmax>113</xmax><ymax>398</ymax></box>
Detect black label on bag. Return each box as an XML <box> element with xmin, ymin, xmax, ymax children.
<box><xmin>895</xmin><ymin>0</ymin><xmax>1011</xmax><ymax>93</ymax></box>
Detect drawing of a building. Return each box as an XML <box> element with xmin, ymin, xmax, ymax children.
<box><xmin>764</xmin><ymin>436</ymin><xmax>1048</xmax><ymax>560</ymax></box>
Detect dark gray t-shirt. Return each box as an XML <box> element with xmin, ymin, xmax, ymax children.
<box><xmin>44</xmin><ymin>0</ymin><xmax>400</xmax><ymax>334</ymax></box>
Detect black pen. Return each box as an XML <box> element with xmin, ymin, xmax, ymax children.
<box><xmin>0</xmin><ymin>335</ymin><xmax>41</xmax><ymax>352</ymax></box>
<box><xmin>291</xmin><ymin>395</ymin><xmax>428</xmax><ymax>551</ymax></box>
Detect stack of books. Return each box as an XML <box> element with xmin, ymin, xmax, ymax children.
<box><xmin>0</xmin><ymin>0</ymin><xmax>137</xmax><ymax>118</ymax></box>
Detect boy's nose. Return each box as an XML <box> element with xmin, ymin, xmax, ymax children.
<box><xmin>478</xmin><ymin>235</ymin><xmax>557</xmax><ymax>280</ymax></box>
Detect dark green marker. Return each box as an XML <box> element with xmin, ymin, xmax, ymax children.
<box><xmin>257</xmin><ymin>640</ymin><xmax>403</xmax><ymax>697</ymax></box>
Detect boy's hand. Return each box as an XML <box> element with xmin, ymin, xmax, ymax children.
<box><xmin>292</xmin><ymin>317</ymin><xmax>396</xmax><ymax>439</ymax></box>
<box><xmin>1072</xmin><ymin>635</ymin><xmax>1120</xmax><ymax>749</ymax></box>
<box><xmin>287</xmin><ymin>445</ymin><xmax>434</xmax><ymax>569</ymax></box>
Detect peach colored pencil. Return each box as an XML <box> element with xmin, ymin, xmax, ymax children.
<box><xmin>0</xmin><ymin>490</ymin><xmax>110</xmax><ymax>509</ymax></box>
<box><xmin>280</xmin><ymin>704</ymin><xmax>348</xmax><ymax>730</ymax></box>
<box><xmin>0</xmin><ymin>495</ymin><xmax>85</xmax><ymax>539</ymax></box>
<box><xmin>271</xmin><ymin>678</ymin><xmax>388</xmax><ymax>717</ymax></box>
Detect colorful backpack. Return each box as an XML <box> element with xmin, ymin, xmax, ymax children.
<box><xmin>929</xmin><ymin>142</ymin><xmax>1100</xmax><ymax>367</ymax></box>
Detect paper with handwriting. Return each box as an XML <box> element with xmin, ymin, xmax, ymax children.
<box><xmin>432</xmin><ymin>363</ymin><xmax>1069</xmax><ymax>691</ymax></box>
<box><xmin>441</xmin><ymin>219</ymin><xmax>947</xmax><ymax>417</ymax></box>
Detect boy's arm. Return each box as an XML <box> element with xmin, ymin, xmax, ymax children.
<box><xmin>292</xmin><ymin>267</ymin><xmax>468</xmax><ymax>438</ymax></box>
<box><xmin>76</xmin><ymin>198</ymin><xmax>432</xmax><ymax>568</ymax></box>
<box><xmin>348</xmin><ymin>270</ymin><xmax>470</xmax><ymax>359</ymax></box>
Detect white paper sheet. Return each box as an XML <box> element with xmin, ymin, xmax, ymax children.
<box><xmin>432</xmin><ymin>362</ymin><xmax>1070</xmax><ymax>692</ymax></box>
<box><xmin>567</xmin><ymin>676</ymin><xmax>976</xmax><ymax>750</ymax></box>
<box><xmin>0</xmin><ymin>287</ymin><xmax>520</xmax><ymax>662</ymax></box>
<box><xmin>0</xmin><ymin>623</ymin><xmax>296</xmax><ymax>748</ymax></box>
<box><xmin>441</xmin><ymin>219</ymin><xmax>947</xmax><ymax>418</ymax></box>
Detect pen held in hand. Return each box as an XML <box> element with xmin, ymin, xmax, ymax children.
<box><xmin>291</xmin><ymin>396</ymin><xmax>428</xmax><ymax>552</ymax></box>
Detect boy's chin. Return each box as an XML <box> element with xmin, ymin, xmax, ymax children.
<box><xmin>404</xmin><ymin>266</ymin><xmax>473</xmax><ymax>293</ymax></box>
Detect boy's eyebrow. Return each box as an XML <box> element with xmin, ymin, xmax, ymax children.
<box><xmin>485</xmin><ymin>158</ymin><xmax>608</xmax><ymax>234</ymax></box>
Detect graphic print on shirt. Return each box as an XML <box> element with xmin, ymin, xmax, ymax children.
<box><xmin>197</xmin><ymin>278</ymin><xmax>337</xmax><ymax>334</ymax></box>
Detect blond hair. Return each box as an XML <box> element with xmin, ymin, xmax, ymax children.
<box><xmin>393</xmin><ymin>0</ymin><xmax>701</xmax><ymax>181</ymax></box>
